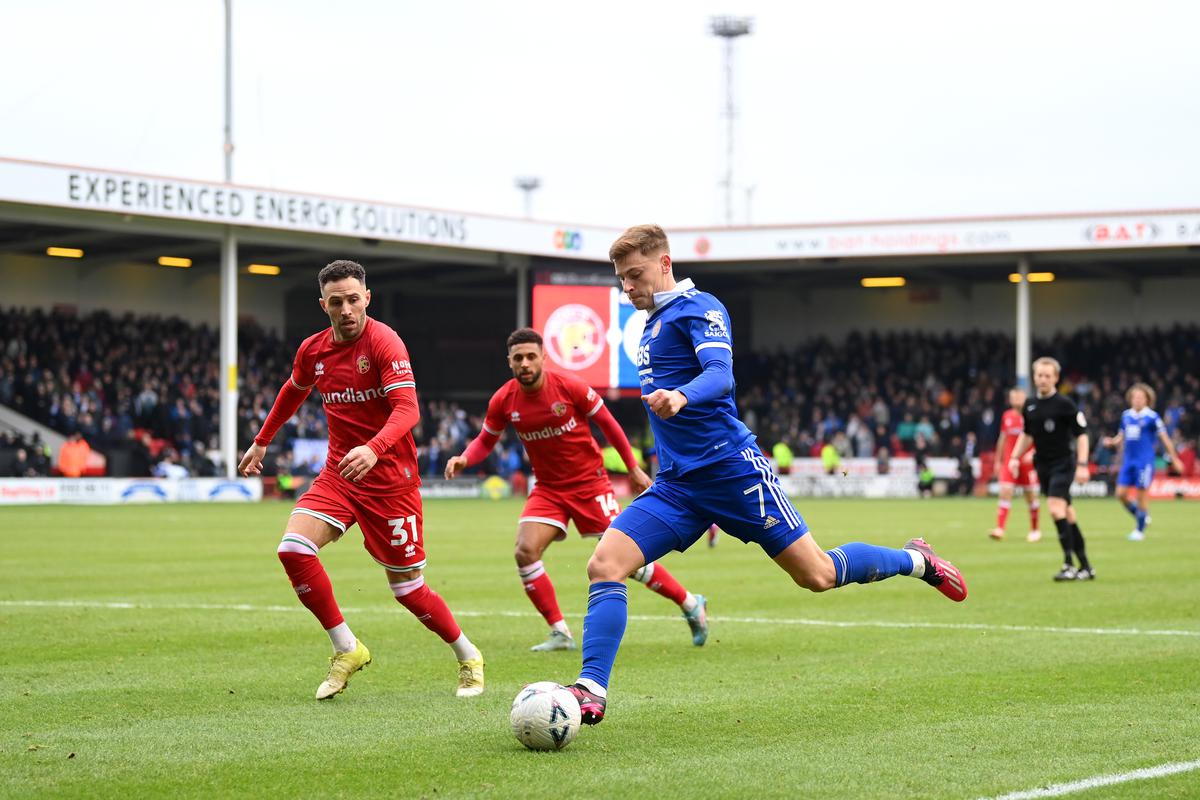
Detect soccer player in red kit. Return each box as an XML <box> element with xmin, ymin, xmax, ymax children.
<box><xmin>239</xmin><ymin>260</ymin><xmax>484</xmax><ymax>700</ymax></box>
<box><xmin>444</xmin><ymin>328</ymin><xmax>708</xmax><ymax>652</ymax></box>
<box><xmin>990</xmin><ymin>386</ymin><xmax>1042</xmax><ymax>542</ymax></box>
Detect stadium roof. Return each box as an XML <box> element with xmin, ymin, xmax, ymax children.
<box><xmin>2</xmin><ymin>156</ymin><xmax>1200</xmax><ymax>276</ymax></box>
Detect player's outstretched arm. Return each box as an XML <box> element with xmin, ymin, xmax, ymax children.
<box><xmin>1158</xmin><ymin>428</ymin><xmax>1185</xmax><ymax>472</ymax></box>
<box><xmin>341</xmin><ymin>387</ymin><xmax>419</xmax><ymax>482</ymax></box>
<box><xmin>590</xmin><ymin>403</ymin><xmax>651</xmax><ymax>493</ymax></box>
<box><xmin>1008</xmin><ymin>432</ymin><xmax>1032</xmax><ymax>474</ymax></box>
<box><xmin>446</xmin><ymin>428</ymin><xmax>501</xmax><ymax>479</ymax></box>
<box><xmin>993</xmin><ymin>430</ymin><xmax>1007</xmax><ymax>473</ymax></box>
<box><xmin>238</xmin><ymin>443</ymin><xmax>268</xmax><ymax>476</ymax></box>
<box><xmin>241</xmin><ymin>377</ymin><xmax>313</xmax><ymax>476</ymax></box>
<box><xmin>642</xmin><ymin>389</ymin><xmax>688</xmax><ymax>419</ymax></box>
<box><xmin>1074</xmin><ymin>433</ymin><xmax>1091</xmax><ymax>484</ymax></box>
<box><xmin>1101</xmin><ymin>431</ymin><xmax>1124</xmax><ymax>448</ymax></box>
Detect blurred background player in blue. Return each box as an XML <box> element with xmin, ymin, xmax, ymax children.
<box><xmin>1101</xmin><ymin>383</ymin><xmax>1184</xmax><ymax>541</ymax></box>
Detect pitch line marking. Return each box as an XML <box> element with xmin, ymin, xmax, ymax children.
<box><xmin>3</xmin><ymin>599</ymin><xmax>1199</xmax><ymax>639</ymax></box>
<box><xmin>978</xmin><ymin>758</ymin><xmax>1200</xmax><ymax>799</ymax></box>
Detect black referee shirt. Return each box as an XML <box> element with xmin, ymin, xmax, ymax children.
<box><xmin>1022</xmin><ymin>391</ymin><xmax>1087</xmax><ymax>464</ymax></box>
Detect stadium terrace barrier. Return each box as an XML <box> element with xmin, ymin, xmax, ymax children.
<box><xmin>0</xmin><ymin>477</ymin><xmax>263</xmax><ymax>505</ymax></box>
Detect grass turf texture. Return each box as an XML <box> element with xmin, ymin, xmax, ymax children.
<box><xmin>2</xmin><ymin>497</ymin><xmax>1197</xmax><ymax>799</ymax></box>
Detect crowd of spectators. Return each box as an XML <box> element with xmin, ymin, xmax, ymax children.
<box><xmin>0</xmin><ymin>430</ymin><xmax>53</xmax><ymax>477</ymax></box>
<box><xmin>735</xmin><ymin>325</ymin><xmax>1199</xmax><ymax>476</ymax></box>
<box><xmin>1</xmin><ymin>305</ymin><xmax>1195</xmax><ymax>480</ymax></box>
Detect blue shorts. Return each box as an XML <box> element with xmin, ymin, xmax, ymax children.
<box><xmin>611</xmin><ymin>446</ymin><xmax>809</xmax><ymax>564</ymax></box>
<box><xmin>1117</xmin><ymin>462</ymin><xmax>1155</xmax><ymax>490</ymax></box>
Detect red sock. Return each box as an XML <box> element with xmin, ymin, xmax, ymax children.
<box><xmin>391</xmin><ymin>577</ymin><xmax>462</xmax><ymax>643</ymax></box>
<box><xmin>1029</xmin><ymin>501</ymin><xmax>1040</xmax><ymax>530</ymax></box>
<box><xmin>638</xmin><ymin>562</ymin><xmax>687</xmax><ymax>605</ymax></box>
<box><xmin>996</xmin><ymin>501</ymin><xmax>1011</xmax><ymax>530</ymax></box>
<box><xmin>278</xmin><ymin>550</ymin><xmax>344</xmax><ymax>629</ymax></box>
<box><xmin>517</xmin><ymin>561</ymin><xmax>565</xmax><ymax>626</ymax></box>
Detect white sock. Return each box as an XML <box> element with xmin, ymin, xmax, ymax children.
<box><xmin>905</xmin><ymin>549</ymin><xmax>925</xmax><ymax>578</ymax></box>
<box><xmin>551</xmin><ymin>620</ymin><xmax>572</xmax><ymax>636</ymax></box>
<box><xmin>576</xmin><ymin>677</ymin><xmax>606</xmax><ymax>697</ymax></box>
<box><xmin>630</xmin><ymin>563</ymin><xmax>653</xmax><ymax>584</ymax></box>
<box><xmin>326</xmin><ymin>622</ymin><xmax>356</xmax><ymax>654</ymax></box>
<box><xmin>450</xmin><ymin>632</ymin><xmax>480</xmax><ymax>661</ymax></box>
<box><xmin>680</xmin><ymin>592</ymin><xmax>698</xmax><ymax>613</ymax></box>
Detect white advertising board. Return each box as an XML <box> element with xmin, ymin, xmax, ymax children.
<box><xmin>0</xmin><ymin>477</ymin><xmax>263</xmax><ymax>505</ymax></box>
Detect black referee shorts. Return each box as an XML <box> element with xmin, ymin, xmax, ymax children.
<box><xmin>1035</xmin><ymin>457</ymin><xmax>1074</xmax><ymax>502</ymax></box>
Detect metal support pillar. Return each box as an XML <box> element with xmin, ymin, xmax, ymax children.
<box><xmin>1015</xmin><ymin>255</ymin><xmax>1031</xmax><ymax>390</ymax></box>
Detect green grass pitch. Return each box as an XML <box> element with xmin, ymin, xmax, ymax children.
<box><xmin>2</xmin><ymin>497</ymin><xmax>1198</xmax><ymax>798</ymax></box>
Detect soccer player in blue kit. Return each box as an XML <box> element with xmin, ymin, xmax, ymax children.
<box><xmin>564</xmin><ymin>225</ymin><xmax>969</xmax><ymax>725</ymax></box>
<box><xmin>1101</xmin><ymin>383</ymin><xmax>1184</xmax><ymax>541</ymax></box>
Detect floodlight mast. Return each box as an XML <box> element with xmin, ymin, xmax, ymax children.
<box><xmin>220</xmin><ymin>0</ymin><xmax>239</xmax><ymax>477</ymax></box>
<box><xmin>514</xmin><ymin>176</ymin><xmax>543</xmax><ymax>219</ymax></box>
<box><xmin>709</xmin><ymin>16</ymin><xmax>753</xmax><ymax>226</ymax></box>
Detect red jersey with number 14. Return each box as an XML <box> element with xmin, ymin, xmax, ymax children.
<box><xmin>291</xmin><ymin>317</ymin><xmax>419</xmax><ymax>494</ymax></box>
<box><xmin>1001</xmin><ymin>408</ymin><xmax>1035</xmax><ymax>461</ymax></box>
<box><xmin>483</xmin><ymin>371</ymin><xmax>607</xmax><ymax>490</ymax></box>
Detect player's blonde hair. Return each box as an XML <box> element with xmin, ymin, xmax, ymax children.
<box><xmin>1126</xmin><ymin>382</ymin><xmax>1156</xmax><ymax>408</ymax></box>
<box><xmin>609</xmin><ymin>224</ymin><xmax>670</xmax><ymax>264</ymax></box>
<box><xmin>1032</xmin><ymin>356</ymin><xmax>1061</xmax><ymax>377</ymax></box>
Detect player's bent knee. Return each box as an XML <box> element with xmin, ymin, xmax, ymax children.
<box><xmin>513</xmin><ymin>544</ymin><xmax>540</xmax><ymax>566</ymax></box>
<box><xmin>277</xmin><ymin>532</ymin><xmax>322</xmax><ymax>562</ymax></box>
<box><xmin>586</xmin><ymin>551</ymin><xmax>629</xmax><ymax>583</ymax></box>
<box><xmin>790</xmin><ymin>565</ymin><xmax>836</xmax><ymax>592</ymax></box>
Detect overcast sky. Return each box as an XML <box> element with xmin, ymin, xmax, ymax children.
<box><xmin>3</xmin><ymin>1</ymin><xmax>1199</xmax><ymax>228</ymax></box>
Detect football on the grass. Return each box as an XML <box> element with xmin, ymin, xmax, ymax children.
<box><xmin>510</xmin><ymin>682</ymin><xmax>582</xmax><ymax>751</ymax></box>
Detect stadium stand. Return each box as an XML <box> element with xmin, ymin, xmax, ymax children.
<box><xmin>1</xmin><ymin>306</ymin><xmax>1195</xmax><ymax>481</ymax></box>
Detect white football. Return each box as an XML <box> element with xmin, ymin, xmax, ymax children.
<box><xmin>510</xmin><ymin>682</ymin><xmax>582</xmax><ymax>751</ymax></box>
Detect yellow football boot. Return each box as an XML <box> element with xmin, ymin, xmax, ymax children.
<box><xmin>455</xmin><ymin>654</ymin><xmax>485</xmax><ymax>697</ymax></box>
<box><xmin>315</xmin><ymin>639</ymin><xmax>371</xmax><ymax>700</ymax></box>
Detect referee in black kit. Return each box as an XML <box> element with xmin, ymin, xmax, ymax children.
<box><xmin>1009</xmin><ymin>357</ymin><xmax>1095</xmax><ymax>581</ymax></box>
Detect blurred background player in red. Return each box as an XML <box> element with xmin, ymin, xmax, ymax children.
<box><xmin>240</xmin><ymin>260</ymin><xmax>484</xmax><ymax>700</ymax></box>
<box><xmin>991</xmin><ymin>386</ymin><xmax>1042</xmax><ymax>542</ymax></box>
<box><xmin>445</xmin><ymin>328</ymin><xmax>708</xmax><ymax>651</ymax></box>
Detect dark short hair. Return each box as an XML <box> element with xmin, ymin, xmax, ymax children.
<box><xmin>507</xmin><ymin>327</ymin><xmax>543</xmax><ymax>350</ymax></box>
<box><xmin>318</xmin><ymin>260</ymin><xmax>366</xmax><ymax>291</ymax></box>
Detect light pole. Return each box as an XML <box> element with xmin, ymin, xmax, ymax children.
<box><xmin>514</xmin><ymin>176</ymin><xmax>542</xmax><ymax>219</ymax></box>
<box><xmin>219</xmin><ymin>0</ymin><xmax>239</xmax><ymax>477</ymax></box>
<box><xmin>709</xmin><ymin>15</ymin><xmax>753</xmax><ymax>226</ymax></box>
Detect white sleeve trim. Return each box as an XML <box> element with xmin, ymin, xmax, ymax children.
<box><xmin>694</xmin><ymin>341</ymin><xmax>732</xmax><ymax>353</ymax></box>
<box><xmin>482</xmin><ymin>423</ymin><xmax>502</xmax><ymax>436</ymax></box>
<box><xmin>382</xmin><ymin>381</ymin><xmax>416</xmax><ymax>393</ymax></box>
<box><xmin>290</xmin><ymin>376</ymin><xmax>314</xmax><ymax>390</ymax></box>
<box><xmin>586</xmin><ymin>398</ymin><xmax>604</xmax><ymax>417</ymax></box>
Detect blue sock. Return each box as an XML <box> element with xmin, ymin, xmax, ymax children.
<box><xmin>1136</xmin><ymin>510</ymin><xmax>1148</xmax><ymax>532</ymax></box>
<box><xmin>826</xmin><ymin>543</ymin><xmax>915</xmax><ymax>587</ymax></box>
<box><xmin>1125</xmin><ymin>501</ymin><xmax>1140</xmax><ymax>519</ymax></box>
<box><xmin>577</xmin><ymin>581</ymin><xmax>628</xmax><ymax>690</ymax></box>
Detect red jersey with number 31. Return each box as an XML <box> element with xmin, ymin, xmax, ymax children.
<box><xmin>1001</xmin><ymin>408</ymin><xmax>1035</xmax><ymax>461</ymax></box>
<box><xmin>291</xmin><ymin>317</ymin><xmax>419</xmax><ymax>494</ymax></box>
<box><xmin>483</xmin><ymin>371</ymin><xmax>607</xmax><ymax>490</ymax></box>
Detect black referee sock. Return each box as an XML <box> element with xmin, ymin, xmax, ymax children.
<box><xmin>1054</xmin><ymin>517</ymin><xmax>1075</xmax><ymax>566</ymax></box>
<box><xmin>1071</xmin><ymin>523</ymin><xmax>1091</xmax><ymax>571</ymax></box>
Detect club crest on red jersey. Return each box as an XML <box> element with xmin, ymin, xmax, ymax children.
<box><xmin>551</xmin><ymin>401</ymin><xmax>567</xmax><ymax>417</ymax></box>
<box><xmin>357</xmin><ymin>355</ymin><xmax>371</xmax><ymax>374</ymax></box>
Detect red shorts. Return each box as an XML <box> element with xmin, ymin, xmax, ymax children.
<box><xmin>292</xmin><ymin>471</ymin><xmax>425</xmax><ymax>572</ymax></box>
<box><xmin>998</xmin><ymin>456</ymin><xmax>1039</xmax><ymax>488</ymax></box>
<box><xmin>519</xmin><ymin>481</ymin><xmax>620</xmax><ymax>539</ymax></box>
